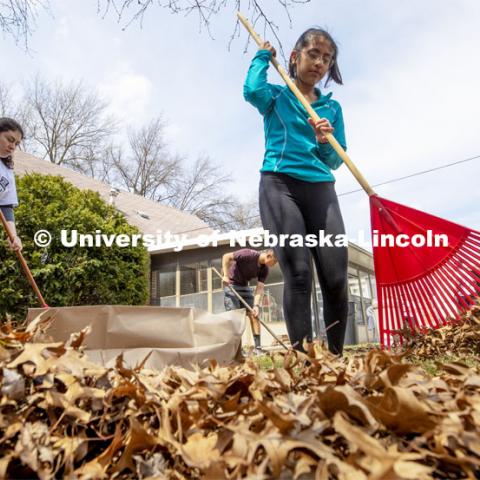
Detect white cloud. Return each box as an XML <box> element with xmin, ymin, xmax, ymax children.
<box><xmin>98</xmin><ymin>65</ymin><xmax>153</xmax><ymax>126</ymax></box>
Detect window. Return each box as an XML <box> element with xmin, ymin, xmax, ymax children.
<box><xmin>359</xmin><ymin>270</ymin><xmax>372</xmax><ymax>299</ymax></box>
<box><xmin>158</xmin><ymin>263</ymin><xmax>176</xmax><ymax>297</ymax></box>
<box><xmin>348</xmin><ymin>273</ymin><xmax>361</xmax><ymax>297</ymax></box>
<box><xmin>263</xmin><ymin>284</ymin><xmax>285</xmax><ymax>323</ymax></box>
<box><xmin>211</xmin><ymin>258</ymin><xmax>223</xmax><ymax>290</ymax></box>
<box><xmin>369</xmin><ymin>275</ymin><xmax>377</xmax><ymax>300</ymax></box>
<box><xmin>150</xmin><ymin>263</ymin><xmax>176</xmax><ymax>305</ymax></box>
<box><xmin>180</xmin><ymin>261</ymin><xmax>208</xmax><ymax>295</ymax></box>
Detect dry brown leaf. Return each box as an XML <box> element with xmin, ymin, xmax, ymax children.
<box><xmin>393</xmin><ymin>459</ymin><xmax>434</xmax><ymax>479</ymax></box>
<box><xmin>73</xmin><ymin>424</ymin><xmax>123</xmax><ymax>478</ymax></box>
<box><xmin>317</xmin><ymin>384</ymin><xmax>379</xmax><ymax>428</ymax></box>
<box><xmin>114</xmin><ymin>417</ymin><xmax>159</xmax><ymax>473</ymax></box>
<box><xmin>367</xmin><ymin>386</ymin><xmax>438</xmax><ymax>434</ymax></box>
<box><xmin>180</xmin><ymin>432</ymin><xmax>220</xmax><ymax>469</ymax></box>
<box><xmin>7</xmin><ymin>342</ymin><xmax>64</xmax><ymax>376</ymax></box>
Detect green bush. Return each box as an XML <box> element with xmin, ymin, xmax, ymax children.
<box><xmin>0</xmin><ymin>173</ymin><xmax>149</xmax><ymax>320</ymax></box>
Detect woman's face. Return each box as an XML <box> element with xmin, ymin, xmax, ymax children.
<box><xmin>0</xmin><ymin>130</ymin><xmax>22</xmax><ymax>158</ymax></box>
<box><xmin>291</xmin><ymin>35</ymin><xmax>335</xmax><ymax>87</ymax></box>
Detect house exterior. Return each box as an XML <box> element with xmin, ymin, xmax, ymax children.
<box><xmin>15</xmin><ymin>152</ymin><xmax>378</xmax><ymax>345</ymax></box>
<box><xmin>148</xmin><ymin>230</ymin><xmax>378</xmax><ymax>345</ymax></box>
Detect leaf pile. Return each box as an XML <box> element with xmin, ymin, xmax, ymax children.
<box><xmin>401</xmin><ymin>304</ymin><xmax>480</xmax><ymax>360</ymax></box>
<box><xmin>1</xmin><ymin>315</ymin><xmax>480</xmax><ymax>478</ymax></box>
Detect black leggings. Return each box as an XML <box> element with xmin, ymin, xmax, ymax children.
<box><xmin>259</xmin><ymin>172</ymin><xmax>348</xmax><ymax>355</ymax></box>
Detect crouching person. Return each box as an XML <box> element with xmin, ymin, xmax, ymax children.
<box><xmin>222</xmin><ymin>248</ymin><xmax>277</xmax><ymax>355</ymax></box>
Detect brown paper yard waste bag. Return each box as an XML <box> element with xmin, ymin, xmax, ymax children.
<box><xmin>27</xmin><ymin>305</ymin><xmax>246</xmax><ymax>370</ymax></box>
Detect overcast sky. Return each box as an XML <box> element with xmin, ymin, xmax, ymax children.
<box><xmin>2</xmin><ymin>0</ymin><xmax>479</xmax><ymax>246</ymax></box>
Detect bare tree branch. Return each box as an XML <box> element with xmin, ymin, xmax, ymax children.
<box><xmin>0</xmin><ymin>83</ymin><xmax>11</xmax><ymax>116</ymax></box>
<box><xmin>0</xmin><ymin>80</ymin><xmax>35</xmax><ymax>150</ymax></box>
<box><xmin>97</xmin><ymin>0</ymin><xmax>312</xmax><ymax>57</ymax></box>
<box><xmin>2</xmin><ymin>1</ymin><xmax>311</xmax><ymax>55</ymax></box>
<box><xmin>221</xmin><ymin>198</ymin><xmax>261</xmax><ymax>230</ymax></box>
<box><xmin>23</xmin><ymin>76</ymin><xmax>117</xmax><ymax>172</ymax></box>
<box><xmin>164</xmin><ymin>155</ymin><xmax>239</xmax><ymax>230</ymax></box>
<box><xmin>104</xmin><ymin>117</ymin><xmax>179</xmax><ymax>200</ymax></box>
<box><xmin>102</xmin><ymin>118</ymin><xmax>256</xmax><ymax>230</ymax></box>
<box><xmin>0</xmin><ymin>0</ymin><xmax>49</xmax><ymax>48</ymax></box>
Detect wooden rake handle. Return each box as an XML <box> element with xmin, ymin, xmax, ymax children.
<box><xmin>0</xmin><ymin>209</ymin><xmax>48</xmax><ymax>308</ymax></box>
<box><xmin>212</xmin><ymin>266</ymin><xmax>289</xmax><ymax>350</ymax></box>
<box><xmin>237</xmin><ymin>11</ymin><xmax>376</xmax><ymax>197</ymax></box>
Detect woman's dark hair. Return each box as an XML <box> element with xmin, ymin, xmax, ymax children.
<box><xmin>0</xmin><ymin>117</ymin><xmax>24</xmax><ymax>139</ymax></box>
<box><xmin>0</xmin><ymin>118</ymin><xmax>23</xmax><ymax>168</ymax></box>
<box><xmin>288</xmin><ymin>28</ymin><xmax>343</xmax><ymax>87</ymax></box>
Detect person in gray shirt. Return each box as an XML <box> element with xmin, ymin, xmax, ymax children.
<box><xmin>0</xmin><ymin>118</ymin><xmax>24</xmax><ymax>252</ymax></box>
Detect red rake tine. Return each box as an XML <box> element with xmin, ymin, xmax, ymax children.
<box><xmin>371</xmin><ymin>196</ymin><xmax>480</xmax><ymax>343</ymax></box>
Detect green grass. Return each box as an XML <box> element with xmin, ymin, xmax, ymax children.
<box><xmin>344</xmin><ymin>342</ymin><xmax>380</xmax><ymax>352</ymax></box>
<box><xmin>252</xmin><ymin>353</ymin><xmax>284</xmax><ymax>370</ymax></box>
<box><xmin>252</xmin><ymin>344</ymin><xmax>480</xmax><ymax>376</ymax></box>
<box><xmin>410</xmin><ymin>354</ymin><xmax>480</xmax><ymax>376</ymax></box>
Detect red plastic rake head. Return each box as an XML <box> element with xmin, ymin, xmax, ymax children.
<box><xmin>370</xmin><ymin>195</ymin><xmax>480</xmax><ymax>347</ymax></box>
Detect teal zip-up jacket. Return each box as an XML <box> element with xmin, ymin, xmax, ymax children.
<box><xmin>244</xmin><ymin>49</ymin><xmax>346</xmax><ymax>182</ymax></box>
